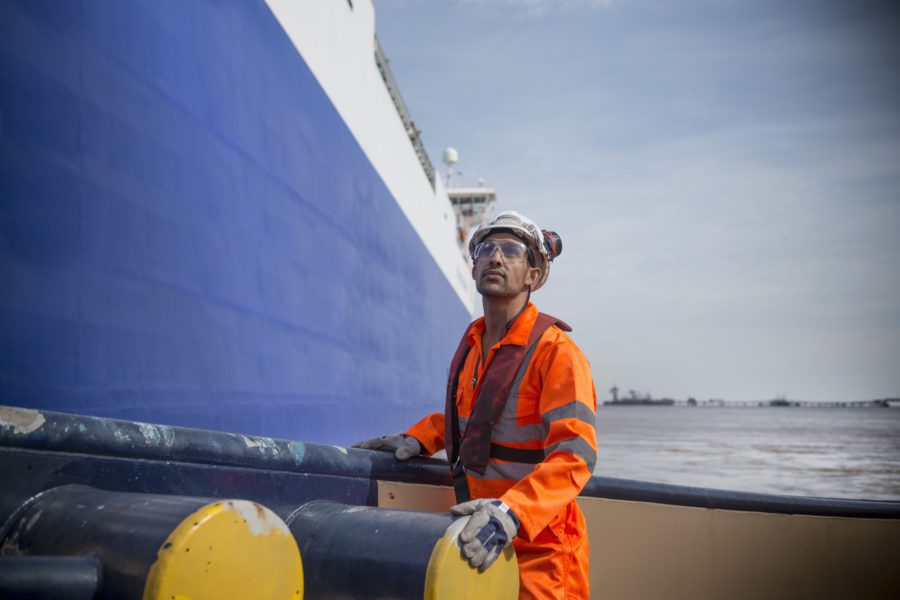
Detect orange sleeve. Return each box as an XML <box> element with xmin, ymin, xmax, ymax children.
<box><xmin>500</xmin><ymin>338</ymin><xmax>598</xmax><ymax>541</ymax></box>
<box><xmin>405</xmin><ymin>412</ymin><xmax>446</xmax><ymax>456</ymax></box>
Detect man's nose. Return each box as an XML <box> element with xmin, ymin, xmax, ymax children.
<box><xmin>487</xmin><ymin>245</ymin><xmax>504</xmax><ymax>264</ymax></box>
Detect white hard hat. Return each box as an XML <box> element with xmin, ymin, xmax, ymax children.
<box><xmin>468</xmin><ymin>211</ymin><xmax>560</xmax><ymax>291</ymax></box>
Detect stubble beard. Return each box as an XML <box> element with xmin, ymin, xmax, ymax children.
<box><xmin>477</xmin><ymin>281</ymin><xmax>512</xmax><ymax>298</ymax></box>
<box><xmin>476</xmin><ymin>274</ymin><xmax>525</xmax><ymax>300</ymax></box>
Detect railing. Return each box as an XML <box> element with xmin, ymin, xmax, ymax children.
<box><xmin>374</xmin><ymin>35</ymin><xmax>436</xmax><ymax>189</ymax></box>
<box><xmin>4</xmin><ymin>407</ymin><xmax>899</xmax><ymax>519</ymax></box>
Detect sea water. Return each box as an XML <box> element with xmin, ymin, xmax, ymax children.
<box><xmin>594</xmin><ymin>406</ymin><xmax>900</xmax><ymax>500</ymax></box>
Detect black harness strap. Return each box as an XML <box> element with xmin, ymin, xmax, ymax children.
<box><xmin>452</xmin><ymin>458</ymin><xmax>471</xmax><ymax>503</ymax></box>
<box><xmin>489</xmin><ymin>443</ymin><xmax>544</xmax><ymax>464</ymax></box>
<box><xmin>448</xmin><ymin>344</ymin><xmax>472</xmax><ymax>503</ymax></box>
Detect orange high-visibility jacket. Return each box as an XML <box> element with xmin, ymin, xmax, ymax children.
<box><xmin>406</xmin><ymin>303</ymin><xmax>597</xmax><ymax>598</ymax></box>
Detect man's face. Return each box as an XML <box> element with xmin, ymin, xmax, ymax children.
<box><xmin>472</xmin><ymin>232</ymin><xmax>541</xmax><ymax>299</ymax></box>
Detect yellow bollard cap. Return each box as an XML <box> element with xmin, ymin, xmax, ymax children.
<box><xmin>143</xmin><ymin>499</ymin><xmax>303</xmax><ymax>600</ymax></box>
<box><xmin>424</xmin><ymin>517</ymin><xmax>519</xmax><ymax>599</ymax></box>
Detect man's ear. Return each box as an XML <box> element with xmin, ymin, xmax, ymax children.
<box><xmin>471</xmin><ymin>263</ymin><xmax>477</xmax><ymax>281</ymax></box>
<box><xmin>525</xmin><ymin>266</ymin><xmax>541</xmax><ymax>287</ymax></box>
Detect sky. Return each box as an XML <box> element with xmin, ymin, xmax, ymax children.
<box><xmin>371</xmin><ymin>0</ymin><xmax>900</xmax><ymax>404</ymax></box>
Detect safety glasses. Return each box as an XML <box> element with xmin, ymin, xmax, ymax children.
<box><xmin>473</xmin><ymin>239</ymin><xmax>529</xmax><ymax>262</ymax></box>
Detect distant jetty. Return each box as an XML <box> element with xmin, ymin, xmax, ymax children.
<box><xmin>603</xmin><ymin>387</ymin><xmax>898</xmax><ymax>407</ymax></box>
<box><xmin>605</xmin><ymin>398</ymin><xmax>675</xmax><ymax>407</ymax></box>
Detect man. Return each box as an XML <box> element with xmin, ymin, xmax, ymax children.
<box><xmin>355</xmin><ymin>211</ymin><xmax>597</xmax><ymax>600</ymax></box>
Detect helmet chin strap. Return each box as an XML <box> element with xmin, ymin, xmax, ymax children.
<box><xmin>505</xmin><ymin>288</ymin><xmax>532</xmax><ymax>332</ymax></box>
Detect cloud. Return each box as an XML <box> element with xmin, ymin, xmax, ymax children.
<box><xmin>474</xmin><ymin>0</ymin><xmax>613</xmax><ymax>12</ymax></box>
<box><xmin>384</xmin><ymin>0</ymin><xmax>613</xmax><ymax>17</ymax></box>
<box><xmin>373</xmin><ymin>0</ymin><xmax>900</xmax><ymax>402</ymax></box>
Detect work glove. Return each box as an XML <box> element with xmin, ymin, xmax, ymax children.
<box><xmin>449</xmin><ymin>498</ymin><xmax>520</xmax><ymax>572</ymax></box>
<box><xmin>351</xmin><ymin>433</ymin><xmax>422</xmax><ymax>461</ymax></box>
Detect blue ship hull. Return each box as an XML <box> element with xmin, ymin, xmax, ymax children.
<box><xmin>0</xmin><ymin>0</ymin><xmax>470</xmax><ymax>444</ymax></box>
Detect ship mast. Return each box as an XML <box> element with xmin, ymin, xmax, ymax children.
<box><xmin>443</xmin><ymin>147</ymin><xmax>497</xmax><ymax>255</ymax></box>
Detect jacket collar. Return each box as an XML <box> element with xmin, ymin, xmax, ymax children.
<box><xmin>467</xmin><ymin>302</ymin><xmax>538</xmax><ymax>349</ymax></box>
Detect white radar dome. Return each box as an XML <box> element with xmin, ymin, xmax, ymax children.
<box><xmin>442</xmin><ymin>147</ymin><xmax>458</xmax><ymax>166</ymax></box>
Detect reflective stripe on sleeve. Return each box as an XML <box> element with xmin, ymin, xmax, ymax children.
<box><xmin>541</xmin><ymin>400</ymin><xmax>595</xmax><ymax>428</ymax></box>
<box><xmin>545</xmin><ymin>435</ymin><xmax>597</xmax><ymax>471</ymax></box>
<box><xmin>466</xmin><ymin>460</ymin><xmax>536</xmax><ymax>481</ymax></box>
